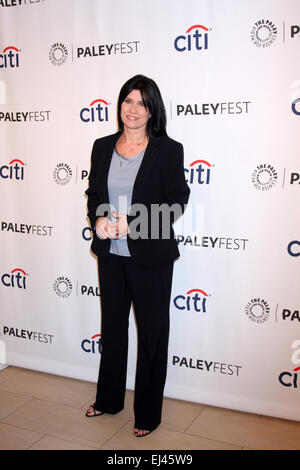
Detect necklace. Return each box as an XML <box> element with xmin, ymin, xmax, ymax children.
<box><xmin>117</xmin><ymin>135</ymin><xmax>148</xmax><ymax>158</ymax></box>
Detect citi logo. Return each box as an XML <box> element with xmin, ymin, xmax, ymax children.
<box><xmin>173</xmin><ymin>288</ymin><xmax>209</xmax><ymax>313</ymax></box>
<box><xmin>82</xmin><ymin>226</ymin><xmax>92</xmax><ymax>241</ymax></box>
<box><xmin>81</xmin><ymin>333</ymin><xmax>102</xmax><ymax>354</ymax></box>
<box><xmin>1</xmin><ymin>268</ymin><xmax>28</xmax><ymax>289</ymax></box>
<box><xmin>80</xmin><ymin>99</ymin><xmax>110</xmax><ymax>123</ymax></box>
<box><xmin>292</xmin><ymin>98</ymin><xmax>300</xmax><ymax>115</ymax></box>
<box><xmin>0</xmin><ymin>46</ymin><xmax>20</xmax><ymax>68</ymax></box>
<box><xmin>279</xmin><ymin>367</ymin><xmax>300</xmax><ymax>388</ymax></box>
<box><xmin>278</xmin><ymin>340</ymin><xmax>300</xmax><ymax>390</ymax></box>
<box><xmin>0</xmin><ymin>159</ymin><xmax>25</xmax><ymax>180</ymax></box>
<box><xmin>174</xmin><ymin>25</ymin><xmax>210</xmax><ymax>52</ymax></box>
<box><xmin>185</xmin><ymin>160</ymin><xmax>212</xmax><ymax>185</ymax></box>
<box><xmin>287</xmin><ymin>240</ymin><xmax>300</xmax><ymax>257</ymax></box>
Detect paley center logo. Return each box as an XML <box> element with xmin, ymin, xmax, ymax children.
<box><xmin>53</xmin><ymin>164</ymin><xmax>89</xmax><ymax>186</ymax></box>
<box><xmin>0</xmin><ymin>46</ymin><xmax>20</xmax><ymax>68</ymax></box>
<box><xmin>250</xmin><ymin>19</ymin><xmax>277</xmax><ymax>47</ymax></box>
<box><xmin>53</xmin><ymin>275</ymin><xmax>100</xmax><ymax>298</ymax></box>
<box><xmin>53</xmin><ymin>163</ymin><xmax>72</xmax><ymax>185</ymax></box>
<box><xmin>1</xmin><ymin>267</ymin><xmax>28</xmax><ymax>289</ymax></box>
<box><xmin>252</xmin><ymin>162</ymin><xmax>300</xmax><ymax>191</ymax></box>
<box><xmin>185</xmin><ymin>159</ymin><xmax>213</xmax><ymax>185</ymax></box>
<box><xmin>174</xmin><ymin>24</ymin><xmax>210</xmax><ymax>52</ymax></box>
<box><xmin>278</xmin><ymin>340</ymin><xmax>300</xmax><ymax>389</ymax></box>
<box><xmin>53</xmin><ymin>276</ymin><xmax>72</xmax><ymax>298</ymax></box>
<box><xmin>49</xmin><ymin>43</ymin><xmax>68</xmax><ymax>66</ymax></box>
<box><xmin>245</xmin><ymin>298</ymin><xmax>270</xmax><ymax>324</ymax></box>
<box><xmin>251</xmin><ymin>164</ymin><xmax>278</xmax><ymax>191</ymax></box>
<box><xmin>173</xmin><ymin>288</ymin><xmax>210</xmax><ymax>314</ymax></box>
<box><xmin>49</xmin><ymin>38</ymin><xmax>140</xmax><ymax>65</ymax></box>
<box><xmin>80</xmin><ymin>98</ymin><xmax>110</xmax><ymax>123</ymax></box>
<box><xmin>0</xmin><ymin>158</ymin><xmax>25</xmax><ymax>180</ymax></box>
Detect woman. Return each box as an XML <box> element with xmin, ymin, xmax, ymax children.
<box><xmin>85</xmin><ymin>75</ymin><xmax>190</xmax><ymax>437</ymax></box>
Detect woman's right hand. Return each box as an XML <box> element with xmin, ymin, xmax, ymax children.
<box><xmin>95</xmin><ymin>217</ymin><xmax>109</xmax><ymax>239</ymax></box>
<box><xmin>95</xmin><ymin>217</ymin><xmax>119</xmax><ymax>239</ymax></box>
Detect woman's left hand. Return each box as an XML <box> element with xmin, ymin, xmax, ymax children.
<box><xmin>111</xmin><ymin>211</ymin><xmax>130</xmax><ymax>239</ymax></box>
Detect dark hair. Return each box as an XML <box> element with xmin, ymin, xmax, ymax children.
<box><xmin>117</xmin><ymin>75</ymin><xmax>167</xmax><ymax>137</ymax></box>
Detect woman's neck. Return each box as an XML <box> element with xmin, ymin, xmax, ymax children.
<box><xmin>121</xmin><ymin>127</ymin><xmax>148</xmax><ymax>144</ymax></box>
<box><xmin>116</xmin><ymin>127</ymin><xmax>149</xmax><ymax>157</ymax></box>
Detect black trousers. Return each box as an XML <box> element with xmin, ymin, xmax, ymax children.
<box><xmin>94</xmin><ymin>253</ymin><xmax>174</xmax><ymax>431</ymax></box>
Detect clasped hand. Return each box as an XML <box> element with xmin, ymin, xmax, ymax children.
<box><xmin>95</xmin><ymin>211</ymin><xmax>129</xmax><ymax>240</ymax></box>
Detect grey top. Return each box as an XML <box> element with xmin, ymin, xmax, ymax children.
<box><xmin>107</xmin><ymin>147</ymin><xmax>145</xmax><ymax>256</ymax></box>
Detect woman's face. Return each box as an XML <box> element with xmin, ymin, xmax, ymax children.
<box><xmin>120</xmin><ymin>89</ymin><xmax>151</xmax><ymax>133</ymax></box>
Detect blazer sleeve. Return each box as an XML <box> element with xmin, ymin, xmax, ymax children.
<box><xmin>127</xmin><ymin>140</ymin><xmax>190</xmax><ymax>238</ymax></box>
<box><xmin>85</xmin><ymin>140</ymin><xmax>101</xmax><ymax>231</ymax></box>
<box><xmin>161</xmin><ymin>141</ymin><xmax>190</xmax><ymax>221</ymax></box>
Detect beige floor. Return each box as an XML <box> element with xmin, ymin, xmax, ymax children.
<box><xmin>0</xmin><ymin>366</ymin><xmax>299</xmax><ymax>450</ymax></box>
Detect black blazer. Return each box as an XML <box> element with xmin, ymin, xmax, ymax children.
<box><xmin>85</xmin><ymin>131</ymin><xmax>190</xmax><ymax>267</ymax></box>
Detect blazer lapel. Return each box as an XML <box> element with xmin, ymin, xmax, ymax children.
<box><xmin>131</xmin><ymin>136</ymin><xmax>161</xmax><ymax>203</ymax></box>
<box><xmin>100</xmin><ymin>132</ymin><xmax>161</xmax><ymax>205</ymax></box>
<box><xmin>101</xmin><ymin>131</ymin><xmax>121</xmax><ymax>202</ymax></box>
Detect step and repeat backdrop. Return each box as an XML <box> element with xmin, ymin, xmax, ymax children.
<box><xmin>1</xmin><ymin>0</ymin><xmax>300</xmax><ymax>421</ymax></box>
